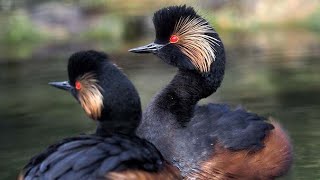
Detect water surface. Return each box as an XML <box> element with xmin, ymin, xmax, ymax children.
<box><xmin>0</xmin><ymin>30</ymin><xmax>320</xmax><ymax>179</ymax></box>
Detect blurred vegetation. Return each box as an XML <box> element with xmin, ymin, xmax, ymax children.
<box><xmin>1</xmin><ymin>11</ymin><xmax>44</xmax><ymax>44</ymax></box>
<box><xmin>0</xmin><ymin>10</ymin><xmax>47</xmax><ymax>58</ymax></box>
<box><xmin>0</xmin><ymin>0</ymin><xmax>319</xmax><ymax>59</ymax></box>
<box><xmin>305</xmin><ymin>7</ymin><xmax>320</xmax><ymax>31</ymax></box>
<box><xmin>82</xmin><ymin>15</ymin><xmax>123</xmax><ymax>41</ymax></box>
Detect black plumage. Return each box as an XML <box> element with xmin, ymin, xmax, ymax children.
<box><xmin>153</xmin><ymin>5</ymin><xmax>200</xmax><ymax>43</ymax></box>
<box><xmin>20</xmin><ymin>50</ymin><xmax>181</xmax><ymax>180</ymax></box>
<box><xmin>23</xmin><ymin>134</ymin><xmax>164</xmax><ymax>180</ymax></box>
<box><xmin>67</xmin><ymin>51</ymin><xmax>142</xmax><ymax>134</ymax></box>
<box><xmin>130</xmin><ymin>5</ymin><xmax>292</xmax><ymax>179</ymax></box>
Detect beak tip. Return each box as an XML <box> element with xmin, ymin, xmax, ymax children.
<box><xmin>128</xmin><ymin>48</ymin><xmax>140</xmax><ymax>53</ymax></box>
<box><xmin>48</xmin><ymin>82</ymin><xmax>55</xmax><ymax>87</ymax></box>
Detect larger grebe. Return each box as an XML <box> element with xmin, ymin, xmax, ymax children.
<box><xmin>130</xmin><ymin>5</ymin><xmax>292</xmax><ymax>179</ymax></box>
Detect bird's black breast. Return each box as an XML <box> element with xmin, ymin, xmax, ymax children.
<box><xmin>23</xmin><ymin>134</ymin><xmax>164</xmax><ymax>180</ymax></box>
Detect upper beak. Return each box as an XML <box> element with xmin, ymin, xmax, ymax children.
<box><xmin>49</xmin><ymin>81</ymin><xmax>73</xmax><ymax>91</ymax></box>
<box><xmin>129</xmin><ymin>42</ymin><xmax>165</xmax><ymax>54</ymax></box>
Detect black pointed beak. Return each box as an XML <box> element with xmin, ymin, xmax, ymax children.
<box><xmin>49</xmin><ymin>81</ymin><xmax>73</xmax><ymax>92</ymax></box>
<box><xmin>129</xmin><ymin>42</ymin><xmax>165</xmax><ymax>54</ymax></box>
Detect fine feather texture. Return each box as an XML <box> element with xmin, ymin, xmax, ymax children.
<box><xmin>139</xmin><ymin>102</ymin><xmax>279</xmax><ymax>177</ymax></box>
<box><xmin>188</xmin><ymin>121</ymin><xmax>293</xmax><ymax>180</ymax></box>
<box><xmin>22</xmin><ymin>134</ymin><xmax>171</xmax><ymax>180</ymax></box>
<box><xmin>106</xmin><ymin>164</ymin><xmax>181</xmax><ymax>180</ymax></box>
<box><xmin>213</xmin><ymin>107</ymin><xmax>274</xmax><ymax>151</ymax></box>
<box><xmin>77</xmin><ymin>72</ymin><xmax>104</xmax><ymax>120</ymax></box>
<box><xmin>67</xmin><ymin>50</ymin><xmax>142</xmax><ymax>134</ymax></box>
<box><xmin>20</xmin><ymin>50</ymin><xmax>177</xmax><ymax>180</ymax></box>
<box><xmin>152</xmin><ymin>5</ymin><xmax>220</xmax><ymax>73</ymax></box>
<box><xmin>153</xmin><ymin>5</ymin><xmax>199</xmax><ymax>42</ymax></box>
<box><xmin>136</xmin><ymin>5</ymin><xmax>293</xmax><ymax>179</ymax></box>
<box><xmin>173</xmin><ymin>16</ymin><xmax>220</xmax><ymax>72</ymax></box>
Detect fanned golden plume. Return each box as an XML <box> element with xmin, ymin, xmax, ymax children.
<box><xmin>173</xmin><ymin>16</ymin><xmax>220</xmax><ymax>73</ymax></box>
<box><xmin>77</xmin><ymin>73</ymin><xmax>104</xmax><ymax>120</ymax></box>
<box><xmin>106</xmin><ymin>164</ymin><xmax>182</xmax><ymax>180</ymax></box>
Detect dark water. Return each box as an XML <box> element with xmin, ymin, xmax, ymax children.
<box><xmin>0</xmin><ymin>30</ymin><xmax>320</xmax><ymax>179</ymax></box>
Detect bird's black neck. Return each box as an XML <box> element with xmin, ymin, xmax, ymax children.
<box><xmin>93</xmin><ymin>63</ymin><xmax>142</xmax><ymax>136</ymax></box>
<box><xmin>95</xmin><ymin>118</ymin><xmax>138</xmax><ymax>136</ymax></box>
<box><xmin>94</xmin><ymin>92</ymin><xmax>142</xmax><ymax>136</ymax></box>
<box><xmin>154</xmin><ymin>53</ymin><xmax>225</xmax><ymax>125</ymax></box>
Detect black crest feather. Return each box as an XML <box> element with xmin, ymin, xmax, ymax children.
<box><xmin>68</xmin><ymin>50</ymin><xmax>108</xmax><ymax>85</ymax></box>
<box><xmin>153</xmin><ymin>5</ymin><xmax>200</xmax><ymax>43</ymax></box>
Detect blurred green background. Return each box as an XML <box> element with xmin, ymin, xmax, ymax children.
<box><xmin>0</xmin><ymin>0</ymin><xmax>320</xmax><ymax>179</ymax></box>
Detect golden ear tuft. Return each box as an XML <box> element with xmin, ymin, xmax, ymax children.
<box><xmin>77</xmin><ymin>73</ymin><xmax>104</xmax><ymax>120</ymax></box>
<box><xmin>173</xmin><ymin>16</ymin><xmax>220</xmax><ymax>73</ymax></box>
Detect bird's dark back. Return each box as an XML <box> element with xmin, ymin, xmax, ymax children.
<box><xmin>22</xmin><ymin>134</ymin><xmax>168</xmax><ymax>180</ymax></box>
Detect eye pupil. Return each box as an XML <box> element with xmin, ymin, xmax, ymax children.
<box><xmin>75</xmin><ymin>81</ymin><xmax>81</xmax><ymax>90</ymax></box>
<box><xmin>170</xmin><ymin>35</ymin><xmax>179</xmax><ymax>43</ymax></box>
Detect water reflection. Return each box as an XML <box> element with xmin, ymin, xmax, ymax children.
<box><xmin>0</xmin><ymin>30</ymin><xmax>320</xmax><ymax>179</ymax></box>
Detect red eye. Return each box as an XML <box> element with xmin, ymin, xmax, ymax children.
<box><xmin>75</xmin><ymin>81</ymin><xmax>81</xmax><ymax>90</ymax></box>
<box><xmin>170</xmin><ymin>35</ymin><xmax>179</xmax><ymax>43</ymax></box>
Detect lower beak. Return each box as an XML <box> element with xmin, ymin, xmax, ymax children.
<box><xmin>49</xmin><ymin>81</ymin><xmax>73</xmax><ymax>91</ymax></box>
<box><xmin>128</xmin><ymin>42</ymin><xmax>165</xmax><ymax>54</ymax></box>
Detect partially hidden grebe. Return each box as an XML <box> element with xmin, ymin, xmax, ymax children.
<box><xmin>19</xmin><ymin>50</ymin><xmax>181</xmax><ymax>180</ymax></box>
